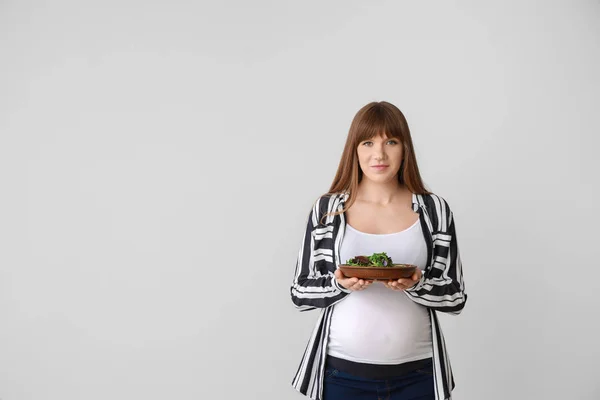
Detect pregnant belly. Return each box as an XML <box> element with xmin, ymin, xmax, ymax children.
<box><xmin>327</xmin><ymin>283</ymin><xmax>432</xmax><ymax>364</ymax></box>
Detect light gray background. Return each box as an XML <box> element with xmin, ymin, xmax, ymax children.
<box><xmin>1</xmin><ymin>1</ymin><xmax>599</xmax><ymax>399</ymax></box>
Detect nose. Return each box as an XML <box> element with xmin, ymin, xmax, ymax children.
<box><xmin>372</xmin><ymin>141</ymin><xmax>386</xmax><ymax>160</ymax></box>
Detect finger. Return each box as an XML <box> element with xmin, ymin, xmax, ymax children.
<box><xmin>347</xmin><ymin>278</ymin><xmax>359</xmax><ymax>289</ymax></box>
<box><xmin>342</xmin><ymin>277</ymin><xmax>358</xmax><ymax>290</ymax></box>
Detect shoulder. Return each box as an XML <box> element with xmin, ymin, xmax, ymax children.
<box><xmin>310</xmin><ymin>192</ymin><xmax>347</xmax><ymax>226</ymax></box>
<box><xmin>418</xmin><ymin>192</ymin><xmax>452</xmax><ymax>212</ymax></box>
<box><xmin>313</xmin><ymin>192</ymin><xmax>347</xmax><ymax>210</ymax></box>
<box><xmin>416</xmin><ymin>192</ymin><xmax>454</xmax><ymax>231</ymax></box>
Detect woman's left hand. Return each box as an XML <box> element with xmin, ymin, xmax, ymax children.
<box><xmin>383</xmin><ymin>269</ymin><xmax>422</xmax><ymax>291</ymax></box>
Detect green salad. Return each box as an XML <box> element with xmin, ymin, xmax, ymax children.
<box><xmin>346</xmin><ymin>252</ymin><xmax>393</xmax><ymax>267</ymax></box>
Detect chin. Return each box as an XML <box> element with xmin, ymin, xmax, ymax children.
<box><xmin>367</xmin><ymin>174</ymin><xmax>396</xmax><ymax>182</ymax></box>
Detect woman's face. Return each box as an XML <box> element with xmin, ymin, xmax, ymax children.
<box><xmin>356</xmin><ymin>133</ymin><xmax>404</xmax><ymax>183</ymax></box>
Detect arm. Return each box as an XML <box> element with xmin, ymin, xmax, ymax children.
<box><xmin>404</xmin><ymin>210</ymin><xmax>467</xmax><ymax>315</ymax></box>
<box><xmin>290</xmin><ymin>197</ymin><xmax>351</xmax><ymax>311</ymax></box>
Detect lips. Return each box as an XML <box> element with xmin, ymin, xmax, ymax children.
<box><xmin>371</xmin><ymin>165</ymin><xmax>389</xmax><ymax>172</ymax></box>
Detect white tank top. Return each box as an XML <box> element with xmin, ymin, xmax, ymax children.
<box><xmin>327</xmin><ymin>218</ymin><xmax>433</xmax><ymax>364</ymax></box>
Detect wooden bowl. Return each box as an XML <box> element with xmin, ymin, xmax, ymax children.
<box><xmin>339</xmin><ymin>264</ymin><xmax>417</xmax><ymax>281</ymax></box>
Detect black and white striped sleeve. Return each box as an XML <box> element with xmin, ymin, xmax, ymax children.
<box><xmin>405</xmin><ymin>205</ymin><xmax>467</xmax><ymax>315</ymax></box>
<box><xmin>290</xmin><ymin>197</ymin><xmax>350</xmax><ymax>311</ymax></box>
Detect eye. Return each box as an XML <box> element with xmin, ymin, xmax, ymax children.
<box><xmin>361</xmin><ymin>139</ymin><xmax>398</xmax><ymax>146</ymax></box>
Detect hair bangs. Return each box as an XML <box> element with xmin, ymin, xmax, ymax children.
<box><xmin>355</xmin><ymin>106</ymin><xmax>403</xmax><ymax>144</ymax></box>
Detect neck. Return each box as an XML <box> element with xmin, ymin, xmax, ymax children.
<box><xmin>355</xmin><ymin>179</ymin><xmax>407</xmax><ymax>205</ymax></box>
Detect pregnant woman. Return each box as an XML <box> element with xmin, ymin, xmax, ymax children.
<box><xmin>290</xmin><ymin>101</ymin><xmax>467</xmax><ymax>400</ymax></box>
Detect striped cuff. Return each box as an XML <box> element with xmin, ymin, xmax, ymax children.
<box><xmin>332</xmin><ymin>275</ymin><xmax>352</xmax><ymax>294</ymax></box>
<box><xmin>404</xmin><ymin>274</ymin><xmax>425</xmax><ymax>293</ymax></box>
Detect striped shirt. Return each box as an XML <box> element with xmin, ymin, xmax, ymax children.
<box><xmin>290</xmin><ymin>191</ymin><xmax>467</xmax><ymax>400</ymax></box>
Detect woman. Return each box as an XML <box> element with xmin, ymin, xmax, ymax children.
<box><xmin>290</xmin><ymin>101</ymin><xmax>467</xmax><ymax>400</ymax></box>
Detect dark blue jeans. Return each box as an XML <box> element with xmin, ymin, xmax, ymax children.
<box><xmin>323</xmin><ymin>358</ymin><xmax>435</xmax><ymax>400</ymax></box>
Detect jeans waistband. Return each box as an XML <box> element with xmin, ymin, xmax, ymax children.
<box><xmin>325</xmin><ymin>355</ymin><xmax>433</xmax><ymax>380</ymax></box>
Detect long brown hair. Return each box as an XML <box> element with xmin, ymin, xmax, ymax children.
<box><xmin>320</xmin><ymin>101</ymin><xmax>431</xmax><ymax>225</ymax></box>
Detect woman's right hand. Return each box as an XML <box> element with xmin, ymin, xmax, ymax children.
<box><xmin>334</xmin><ymin>269</ymin><xmax>373</xmax><ymax>291</ymax></box>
